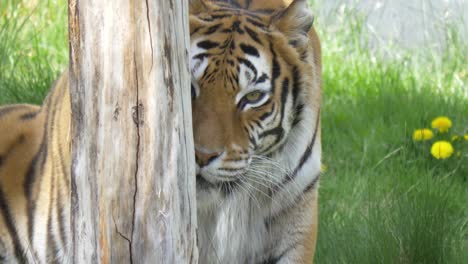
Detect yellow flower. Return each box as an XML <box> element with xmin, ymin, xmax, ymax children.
<box><xmin>412</xmin><ymin>129</ymin><xmax>434</xmax><ymax>141</ymax></box>
<box><xmin>321</xmin><ymin>164</ymin><xmax>327</xmax><ymax>172</ymax></box>
<box><xmin>431</xmin><ymin>116</ymin><xmax>452</xmax><ymax>133</ymax></box>
<box><xmin>464</xmin><ymin>134</ymin><xmax>468</xmax><ymax>141</ymax></box>
<box><xmin>451</xmin><ymin>135</ymin><xmax>460</xmax><ymax>142</ymax></box>
<box><xmin>430</xmin><ymin>141</ymin><xmax>454</xmax><ymax>159</ymax></box>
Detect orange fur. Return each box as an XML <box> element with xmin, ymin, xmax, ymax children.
<box><xmin>191</xmin><ymin>0</ymin><xmax>321</xmax><ymax>262</ymax></box>
<box><xmin>1</xmin><ymin>0</ymin><xmax>321</xmax><ymax>262</ymax></box>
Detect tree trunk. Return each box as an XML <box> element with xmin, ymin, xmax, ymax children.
<box><xmin>68</xmin><ymin>0</ymin><xmax>197</xmax><ymax>263</ymax></box>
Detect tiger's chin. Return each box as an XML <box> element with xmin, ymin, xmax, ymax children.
<box><xmin>196</xmin><ymin>174</ymin><xmax>240</xmax><ymax>210</ymax></box>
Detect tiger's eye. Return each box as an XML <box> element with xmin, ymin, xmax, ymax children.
<box><xmin>244</xmin><ymin>91</ymin><xmax>262</xmax><ymax>102</ymax></box>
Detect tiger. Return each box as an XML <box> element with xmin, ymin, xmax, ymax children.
<box><xmin>191</xmin><ymin>1</ymin><xmax>322</xmax><ymax>263</ymax></box>
<box><xmin>0</xmin><ymin>0</ymin><xmax>322</xmax><ymax>263</ymax></box>
<box><xmin>0</xmin><ymin>73</ymin><xmax>71</xmax><ymax>263</ymax></box>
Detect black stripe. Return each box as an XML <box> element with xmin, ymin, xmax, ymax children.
<box><xmin>262</xmin><ymin>234</ymin><xmax>315</xmax><ymax>264</ymax></box>
<box><xmin>198</xmin><ymin>16</ymin><xmax>214</xmax><ymax>22</ymax></box>
<box><xmin>242</xmin><ymin>11</ymin><xmax>264</xmax><ymax>21</ymax></box>
<box><xmin>255</xmin><ymin>73</ymin><xmax>268</xmax><ymax>84</ymax></box>
<box><xmin>259</xmin><ymin>78</ymin><xmax>289</xmax><ymax>147</ymax></box>
<box><xmin>291</xmin><ymin>66</ymin><xmax>301</xmax><ymax>106</ymax></box>
<box><xmin>260</xmin><ymin>42</ymin><xmax>281</xmax><ymax>124</ymax></box>
<box><xmin>253</xmin><ymin>120</ymin><xmax>263</xmax><ymax>129</ymax></box>
<box><xmin>218</xmin><ymin>167</ymin><xmax>242</xmax><ymax>172</ymax></box>
<box><xmin>259</xmin><ymin>127</ymin><xmax>283</xmax><ymax>141</ymax></box>
<box><xmin>0</xmin><ymin>105</ymin><xmax>29</xmax><ymax>119</ymax></box>
<box><xmin>270</xmin><ymin>43</ymin><xmax>280</xmax><ymax>94</ymax></box>
<box><xmin>20</xmin><ymin>110</ymin><xmax>40</xmax><ymax>120</ymax></box>
<box><xmin>190</xmin><ymin>26</ymin><xmax>203</xmax><ymax>36</ymax></box>
<box><xmin>0</xmin><ymin>155</ymin><xmax>3</xmax><ymax>167</ymax></box>
<box><xmin>240</xmin><ymin>43</ymin><xmax>259</xmax><ymax>57</ymax></box>
<box><xmin>0</xmin><ymin>187</ymin><xmax>27</xmax><ymax>262</ymax></box>
<box><xmin>219</xmin><ymin>38</ymin><xmax>231</xmax><ymax>50</ymax></box>
<box><xmin>303</xmin><ymin>174</ymin><xmax>320</xmax><ymax>194</ymax></box>
<box><xmin>24</xmin><ymin>126</ymin><xmax>47</xmax><ymax>245</ymax></box>
<box><xmin>24</xmin><ymin>83</ymin><xmax>64</xmax><ymax>244</ymax></box>
<box><xmin>197</xmin><ymin>40</ymin><xmax>219</xmax><ymax>50</ymax></box>
<box><xmin>262</xmin><ymin>244</ymin><xmax>294</xmax><ymax>264</ymax></box>
<box><xmin>262</xmin><ymin>256</ymin><xmax>281</xmax><ymax>264</ymax></box>
<box><xmin>249</xmin><ymin>135</ymin><xmax>258</xmax><ymax>149</ymax></box>
<box><xmin>55</xmin><ymin>137</ymin><xmax>69</xmax><ymax>248</ymax></box>
<box><xmin>262</xmin><ymin>253</ymin><xmax>284</xmax><ymax>264</ymax></box>
<box><xmin>214</xmin><ymin>9</ymin><xmax>239</xmax><ymax>14</ymax></box>
<box><xmin>224</xmin><ymin>157</ymin><xmax>246</xmax><ymax>163</ymax></box>
<box><xmin>194</xmin><ymin>53</ymin><xmax>210</xmax><ymax>60</ymax></box>
<box><xmin>221</xmin><ymin>28</ymin><xmax>232</xmax><ymax>33</ymax></box>
<box><xmin>281</xmin><ymin>110</ymin><xmax>320</xmax><ymax>185</ymax></box>
<box><xmin>251</xmin><ymin>8</ymin><xmax>276</xmax><ymax>14</ymax></box>
<box><xmin>259</xmin><ymin>103</ymin><xmax>275</xmax><ymax>121</ymax></box>
<box><xmin>230</xmin><ymin>40</ymin><xmax>236</xmax><ymax>51</ymax></box>
<box><xmin>291</xmin><ymin>66</ymin><xmax>303</xmax><ymax>127</ymax></box>
<box><xmin>237</xmin><ymin>57</ymin><xmax>258</xmax><ymax>79</ymax></box>
<box><xmin>244</xmin><ymin>25</ymin><xmax>262</xmax><ymax>44</ymax></box>
<box><xmin>288</xmin><ymin>39</ymin><xmax>299</xmax><ymax>47</ymax></box>
<box><xmin>58</xmin><ymin>137</ymin><xmax>70</xmax><ymax>192</ymax></box>
<box><xmin>204</xmin><ymin>23</ymin><xmax>223</xmax><ymax>35</ymax></box>
<box><xmin>211</xmin><ymin>14</ymin><xmax>232</xmax><ymax>19</ymax></box>
<box><xmin>232</xmin><ymin>20</ymin><xmax>244</xmax><ymax>34</ymax></box>
<box><xmin>246</xmin><ymin>17</ymin><xmax>267</xmax><ymax>28</ymax></box>
<box><xmin>47</xmin><ymin>170</ymin><xmax>58</xmax><ymax>259</ymax></box>
<box><xmin>56</xmin><ymin>184</ymin><xmax>67</xmax><ymax>250</ymax></box>
<box><xmin>279</xmin><ymin>78</ymin><xmax>289</xmax><ymax>121</ymax></box>
<box><xmin>266</xmin><ymin>173</ymin><xmax>321</xmax><ymax>224</ymax></box>
<box><xmin>292</xmin><ymin>103</ymin><xmax>304</xmax><ymax>126</ymax></box>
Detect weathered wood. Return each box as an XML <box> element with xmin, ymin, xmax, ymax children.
<box><xmin>68</xmin><ymin>0</ymin><xmax>197</xmax><ymax>263</ymax></box>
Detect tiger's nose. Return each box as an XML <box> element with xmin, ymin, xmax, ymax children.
<box><xmin>195</xmin><ymin>150</ymin><xmax>221</xmax><ymax>168</ymax></box>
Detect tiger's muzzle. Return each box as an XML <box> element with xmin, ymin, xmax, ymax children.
<box><xmin>195</xmin><ymin>147</ymin><xmax>251</xmax><ymax>192</ymax></box>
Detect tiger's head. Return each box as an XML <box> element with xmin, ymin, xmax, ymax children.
<box><xmin>189</xmin><ymin>0</ymin><xmax>320</xmax><ymax>207</ymax></box>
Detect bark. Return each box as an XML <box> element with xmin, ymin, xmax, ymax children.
<box><xmin>68</xmin><ymin>0</ymin><xmax>197</xmax><ymax>263</ymax></box>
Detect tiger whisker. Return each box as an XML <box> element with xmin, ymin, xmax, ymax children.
<box><xmin>244</xmin><ymin>165</ymin><xmax>305</xmax><ymax>202</ymax></box>
<box><xmin>237</xmin><ymin>178</ymin><xmax>261</xmax><ymax>210</ymax></box>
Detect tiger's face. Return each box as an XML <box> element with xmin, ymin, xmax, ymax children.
<box><xmin>190</xmin><ymin>1</ymin><xmax>316</xmax><ymax>206</ymax></box>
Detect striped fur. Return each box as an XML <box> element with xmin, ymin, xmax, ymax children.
<box><xmin>0</xmin><ymin>73</ymin><xmax>71</xmax><ymax>263</ymax></box>
<box><xmin>191</xmin><ymin>0</ymin><xmax>322</xmax><ymax>263</ymax></box>
<box><xmin>0</xmin><ymin>0</ymin><xmax>321</xmax><ymax>263</ymax></box>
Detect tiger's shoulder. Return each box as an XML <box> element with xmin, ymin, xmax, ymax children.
<box><xmin>0</xmin><ymin>70</ymin><xmax>70</xmax><ymax>170</ymax></box>
<box><xmin>0</xmin><ymin>104</ymin><xmax>45</xmax><ymax>177</ymax></box>
<box><xmin>0</xmin><ymin>70</ymin><xmax>71</xmax><ymax>262</ymax></box>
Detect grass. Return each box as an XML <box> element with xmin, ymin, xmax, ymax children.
<box><xmin>1</xmin><ymin>0</ymin><xmax>467</xmax><ymax>263</ymax></box>
<box><xmin>0</xmin><ymin>0</ymin><xmax>67</xmax><ymax>104</ymax></box>
<box><xmin>313</xmin><ymin>2</ymin><xmax>468</xmax><ymax>263</ymax></box>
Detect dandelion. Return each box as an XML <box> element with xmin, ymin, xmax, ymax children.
<box><xmin>430</xmin><ymin>141</ymin><xmax>454</xmax><ymax>160</ymax></box>
<box><xmin>464</xmin><ymin>134</ymin><xmax>468</xmax><ymax>141</ymax></box>
<box><xmin>413</xmin><ymin>129</ymin><xmax>434</xmax><ymax>141</ymax></box>
<box><xmin>321</xmin><ymin>164</ymin><xmax>327</xmax><ymax>172</ymax></box>
<box><xmin>431</xmin><ymin>116</ymin><xmax>452</xmax><ymax>133</ymax></box>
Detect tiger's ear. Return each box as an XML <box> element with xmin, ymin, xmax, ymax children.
<box><xmin>189</xmin><ymin>0</ymin><xmax>208</xmax><ymax>14</ymax></box>
<box><xmin>270</xmin><ymin>0</ymin><xmax>314</xmax><ymax>46</ymax></box>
